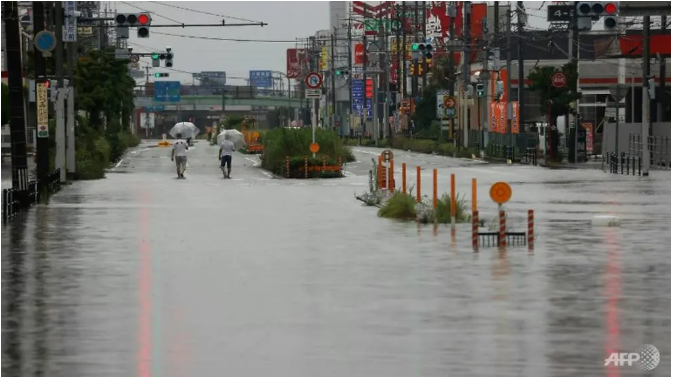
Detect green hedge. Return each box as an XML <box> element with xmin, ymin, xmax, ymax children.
<box><xmin>261</xmin><ymin>128</ymin><xmax>354</xmax><ymax>177</ymax></box>
<box><xmin>47</xmin><ymin>116</ymin><xmax>141</xmax><ymax>180</ymax></box>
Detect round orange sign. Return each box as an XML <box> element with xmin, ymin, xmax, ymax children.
<box><xmin>309</xmin><ymin>142</ymin><xmax>320</xmax><ymax>154</ymax></box>
<box><xmin>489</xmin><ymin>182</ymin><xmax>512</xmax><ymax>204</ymax></box>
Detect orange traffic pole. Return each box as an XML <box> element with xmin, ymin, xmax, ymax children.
<box><xmin>402</xmin><ymin>163</ymin><xmax>407</xmax><ymax>193</ymax></box>
<box><xmin>471</xmin><ymin>178</ymin><xmax>477</xmax><ymax>213</ymax></box>
<box><xmin>432</xmin><ymin>169</ymin><xmax>438</xmax><ymax>209</ymax></box>
<box><xmin>389</xmin><ymin>158</ymin><xmax>394</xmax><ymax>191</ymax></box>
<box><xmin>450</xmin><ymin>173</ymin><xmax>456</xmax><ymax>230</ymax></box>
<box><xmin>416</xmin><ymin>166</ymin><xmax>421</xmax><ymax>202</ymax></box>
<box><xmin>378</xmin><ymin>156</ymin><xmax>383</xmax><ymax>189</ymax></box>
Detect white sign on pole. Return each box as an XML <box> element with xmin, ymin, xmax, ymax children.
<box><xmin>63</xmin><ymin>1</ymin><xmax>77</xmax><ymax>42</ymax></box>
<box><xmin>36</xmin><ymin>83</ymin><xmax>49</xmax><ymax>138</ymax></box>
<box><xmin>305</xmin><ymin>89</ymin><xmax>321</xmax><ymax>99</ymax></box>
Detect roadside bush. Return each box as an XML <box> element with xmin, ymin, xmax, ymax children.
<box><xmin>378</xmin><ymin>191</ymin><xmax>417</xmax><ymax>220</ymax></box>
<box><xmin>434</xmin><ymin>193</ymin><xmax>471</xmax><ymax>224</ymax></box>
<box><xmin>261</xmin><ymin>127</ymin><xmax>354</xmax><ymax>177</ymax></box>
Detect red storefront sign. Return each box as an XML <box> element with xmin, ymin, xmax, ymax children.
<box><xmin>354</xmin><ymin>43</ymin><xmax>366</xmax><ymax>65</ymax></box>
<box><xmin>286</xmin><ymin>48</ymin><xmax>306</xmax><ymax>79</ymax></box>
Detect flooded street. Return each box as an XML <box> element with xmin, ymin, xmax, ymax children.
<box><xmin>2</xmin><ymin>141</ymin><xmax>670</xmax><ymax>376</ymax></box>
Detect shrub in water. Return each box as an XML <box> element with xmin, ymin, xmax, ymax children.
<box><xmin>378</xmin><ymin>191</ymin><xmax>417</xmax><ymax>220</ymax></box>
<box><xmin>434</xmin><ymin>193</ymin><xmax>471</xmax><ymax>224</ymax></box>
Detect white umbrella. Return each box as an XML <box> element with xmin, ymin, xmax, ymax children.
<box><xmin>169</xmin><ymin>122</ymin><xmax>200</xmax><ymax>139</ymax></box>
<box><xmin>217</xmin><ymin>129</ymin><xmax>246</xmax><ymax>150</ymax></box>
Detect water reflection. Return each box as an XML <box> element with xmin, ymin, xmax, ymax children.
<box><xmin>3</xmin><ymin>219</ymin><xmax>26</xmax><ymax>376</ymax></box>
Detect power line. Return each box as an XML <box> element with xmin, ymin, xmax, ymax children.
<box><xmin>148</xmin><ymin>1</ymin><xmax>262</xmax><ymax>24</ymax></box>
<box><xmin>151</xmin><ymin>31</ymin><xmax>298</xmax><ymax>43</ymax></box>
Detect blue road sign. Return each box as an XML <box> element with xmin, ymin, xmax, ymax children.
<box><xmin>154</xmin><ymin>81</ymin><xmax>181</xmax><ymax>102</ymax></box>
<box><xmin>249</xmin><ymin>70</ymin><xmax>273</xmax><ymax>88</ymax></box>
<box><xmin>351</xmin><ymin>79</ymin><xmax>372</xmax><ymax>119</ymax></box>
<box><xmin>34</xmin><ymin>31</ymin><xmax>56</xmax><ymax>53</ymax></box>
<box><xmin>145</xmin><ymin>105</ymin><xmax>165</xmax><ymax>112</ymax></box>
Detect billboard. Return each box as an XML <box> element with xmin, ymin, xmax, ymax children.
<box><xmin>354</xmin><ymin>43</ymin><xmax>366</xmax><ymax>65</ymax></box>
<box><xmin>249</xmin><ymin>70</ymin><xmax>273</xmax><ymax>88</ymax></box>
<box><xmin>197</xmin><ymin>71</ymin><xmax>226</xmax><ymax>85</ymax></box>
<box><xmin>286</xmin><ymin>48</ymin><xmax>307</xmax><ymax>79</ymax></box>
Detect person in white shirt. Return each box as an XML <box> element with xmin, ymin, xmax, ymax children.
<box><xmin>218</xmin><ymin>134</ymin><xmax>235</xmax><ymax>178</ymax></box>
<box><xmin>171</xmin><ymin>133</ymin><xmax>189</xmax><ymax>178</ymax></box>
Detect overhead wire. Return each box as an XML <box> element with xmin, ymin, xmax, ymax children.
<box><xmin>148</xmin><ymin>1</ymin><xmax>263</xmax><ymax>24</ymax></box>
<box><xmin>150</xmin><ymin>31</ymin><xmax>298</xmax><ymax>43</ymax></box>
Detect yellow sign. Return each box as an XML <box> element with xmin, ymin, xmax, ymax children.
<box><xmin>321</xmin><ymin>46</ymin><xmax>328</xmax><ymax>71</ymax></box>
<box><xmin>36</xmin><ymin>83</ymin><xmax>49</xmax><ymax>138</ymax></box>
<box><xmin>489</xmin><ymin>182</ymin><xmax>512</xmax><ymax>204</ymax></box>
<box><xmin>389</xmin><ymin>36</ymin><xmax>415</xmax><ymax>60</ymax></box>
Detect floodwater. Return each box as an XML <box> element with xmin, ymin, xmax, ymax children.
<box><xmin>2</xmin><ymin>141</ymin><xmax>670</xmax><ymax>376</ymax></box>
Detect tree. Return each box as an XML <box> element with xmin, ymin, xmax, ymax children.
<box><xmin>74</xmin><ymin>49</ymin><xmax>136</xmax><ymax>131</ymax></box>
<box><xmin>527</xmin><ymin>62</ymin><xmax>582</xmax><ymax>120</ymax></box>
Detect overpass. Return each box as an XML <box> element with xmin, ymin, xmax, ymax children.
<box><xmin>134</xmin><ymin>95</ymin><xmax>307</xmax><ymax>111</ymax></box>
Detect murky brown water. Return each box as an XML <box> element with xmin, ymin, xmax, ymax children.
<box><xmin>2</xmin><ymin>142</ymin><xmax>670</xmax><ymax>376</ymax></box>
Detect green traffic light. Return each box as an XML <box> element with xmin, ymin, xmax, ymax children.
<box><xmin>412</xmin><ymin>43</ymin><xmax>419</xmax><ymax>51</ymax></box>
<box><xmin>152</xmin><ymin>53</ymin><xmax>159</xmax><ymax>60</ymax></box>
<box><xmin>154</xmin><ymin>73</ymin><xmax>160</xmax><ymax>78</ymax></box>
<box><xmin>335</xmin><ymin>69</ymin><xmax>341</xmax><ymax>75</ymax></box>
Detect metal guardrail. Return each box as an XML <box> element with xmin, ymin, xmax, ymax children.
<box><xmin>2</xmin><ymin>169</ymin><xmax>61</xmax><ymax>222</ymax></box>
<box><xmin>628</xmin><ymin>133</ymin><xmax>671</xmax><ymax>171</ymax></box>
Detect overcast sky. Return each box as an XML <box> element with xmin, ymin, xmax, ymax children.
<box><xmin>115</xmin><ymin>1</ymin><xmax>330</xmax><ymax>85</ymax></box>
<box><xmin>113</xmin><ymin>1</ymin><xmax>552</xmax><ymax>86</ymax></box>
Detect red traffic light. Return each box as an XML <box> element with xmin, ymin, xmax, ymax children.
<box><xmin>44</xmin><ymin>81</ymin><xmax>50</xmax><ymax>88</ymax></box>
<box><xmin>604</xmin><ymin>3</ymin><xmax>617</xmax><ymax>14</ymax></box>
<box><xmin>138</xmin><ymin>14</ymin><xmax>150</xmax><ymax>24</ymax></box>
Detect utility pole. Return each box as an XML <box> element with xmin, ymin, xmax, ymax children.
<box><xmin>401</xmin><ymin>1</ymin><xmax>407</xmax><ymax>98</ymax></box>
<box><xmin>33</xmin><ymin>1</ymin><xmax>49</xmax><ymax>183</ymax></box>
<box><xmin>66</xmin><ymin>5</ymin><xmax>77</xmax><ymax>176</ymax></box>
<box><xmin>657</xmin><ymin>15</ymin><xmax>667</xmax><ymax>122</ymax></box>
<box><xmin>448</xmin><ymin>2</ymin><xmax>456</xmax><ymax>143</ymax></box>
<box><xmin>481</xmin><ymin>17</ymin><xmax>490</xmax><ymax>150</ymax></box>
<box><xmin>462</xmin><ymin>1</ymin><xmax>471</xmax><ymax>148</ymax></box>
<box><xmin>3</xmin><ymin>1</ymin><xmax>30</xmax><ymax>192</ymax></box>
<box><xmin>363</xmin><ymin>6</ymin><xmax>369</xmax><ymax>137</ymax></box>
<box><xmin>55</xmin><ymin>1</ymin><xmax>66</xmax><ymax>182</ymax></box>
<box><xmin>347</xmin><ymin>15</ymin><xmax>353</xmax><ymax>136</ymax></box>
<box><xmin>642</xmin><ymin>15</ymin><xmax>651</xmax><ymax>175</ymax></box>
<box><xmin>331</xmin><ymin>30</ymin><xmax>337</xmax><ymax>131</ymax></box>
<box><xmin>516</xmin><ymin>1</ymin><xmax>525</xmax><ymax>151</ymax></box>
<box><xmin>379</xmin><ymin>20</ymin><xmax>390</xmax><ymax>139</ymax></box>
<box><xmin>505</xmin><ymin>4</ymin><xmax>512</xmax><ymax>134</ymax></box>
<box><xmin>421</xmin><ymin>1</ymin><xmax>427</xmax><ymax>92</ymax></box>
<box><xmin>411</xmin><ymin>2</ymin><xmax>419</xmax><ymax>99</ymax></box>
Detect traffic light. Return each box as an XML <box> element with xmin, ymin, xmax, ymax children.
<box><xmin>416</xmin><ymin>63</ymin><xmax>423</xmax><ymax>77</ymax></box>
<box><xmin>151</xmin><ymin>53</ymin><xmax>160</xmax><ymax>67</ymax></box>
<box><xmin>335</xmin><ymin>68</ymin><xmax>349</xmax><ymax>76</ymax></box>
<box><xmin>154</xmin><ymin>73</ymin><xmax>169</xmax><ymax>78</ymax></box>
<box><xmin>137</xmin><ymin>13</ymin><xmax>151</xmax><ymax>38</ymax></box>
<box><xmin>476</xmin><ymin>83</ymin><xmax>485</xmax><ymax>98</ymax></box>
<box><xmin>409</xmin><ymin>63</ymin><xmax>415</xmax><ymax>76</ymax></box>
<box><xmin>603</xmin><ymin>2</ymin><xmax>618</xmax><ymax>31</ymax></box>
<box><xmin>165</xmin><ymin>47</ymin><xmax>173</xmax><ymax>68</ymax></box>
<box><xmin>418</xmin><ymin>43</ymin><xmax>433</xmax><ymax>59</ymax></box>
<box><xmin>425</xmin><ymin>58</ymin><xmax>432</xmax><ymax>71</ymax></box>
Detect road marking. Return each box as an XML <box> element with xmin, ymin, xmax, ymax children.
<box><xmin>261</xmin><ymin>171</ymin><xmax>275</xmax><ymax>179</ymax></box>
<box><xmin>343</xmin><ymin>171</ymin><xmax>357</xmax><ymax>178</ymax></box>
<box><xmin>114</xmin><ymin>159</ymin><xmax>123</xmax><ymax>169</ymax></box>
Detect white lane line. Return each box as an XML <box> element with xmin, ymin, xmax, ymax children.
<box><xmin>261</xmin><ymin>171</ymin><xmax>275</xmax><ymax>179</ymax></box>
<box><xmin>343</xmin><ymin>170</ymin><xmax>357</xmax><ymax>178</ymax></box>
<box><xmin>114</xmin><ymin>159</ymin><xmax>123</xmax><ymax>169</ymax></box>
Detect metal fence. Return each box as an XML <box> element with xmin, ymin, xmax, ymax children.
<box><xmin>628</xmin><ymin>133</ymin><xmax>671</xmax><ymax>171</ymax></box>
<box><xmin>2</xmin><ymin>169</ymin><xmax>62</xmax><ymax>222</ymax></box>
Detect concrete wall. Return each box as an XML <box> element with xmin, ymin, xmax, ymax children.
<box><xmin>601</xmin><ymin>122</ymin><xmax>671</xmax><ymax>156</ymax></box>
